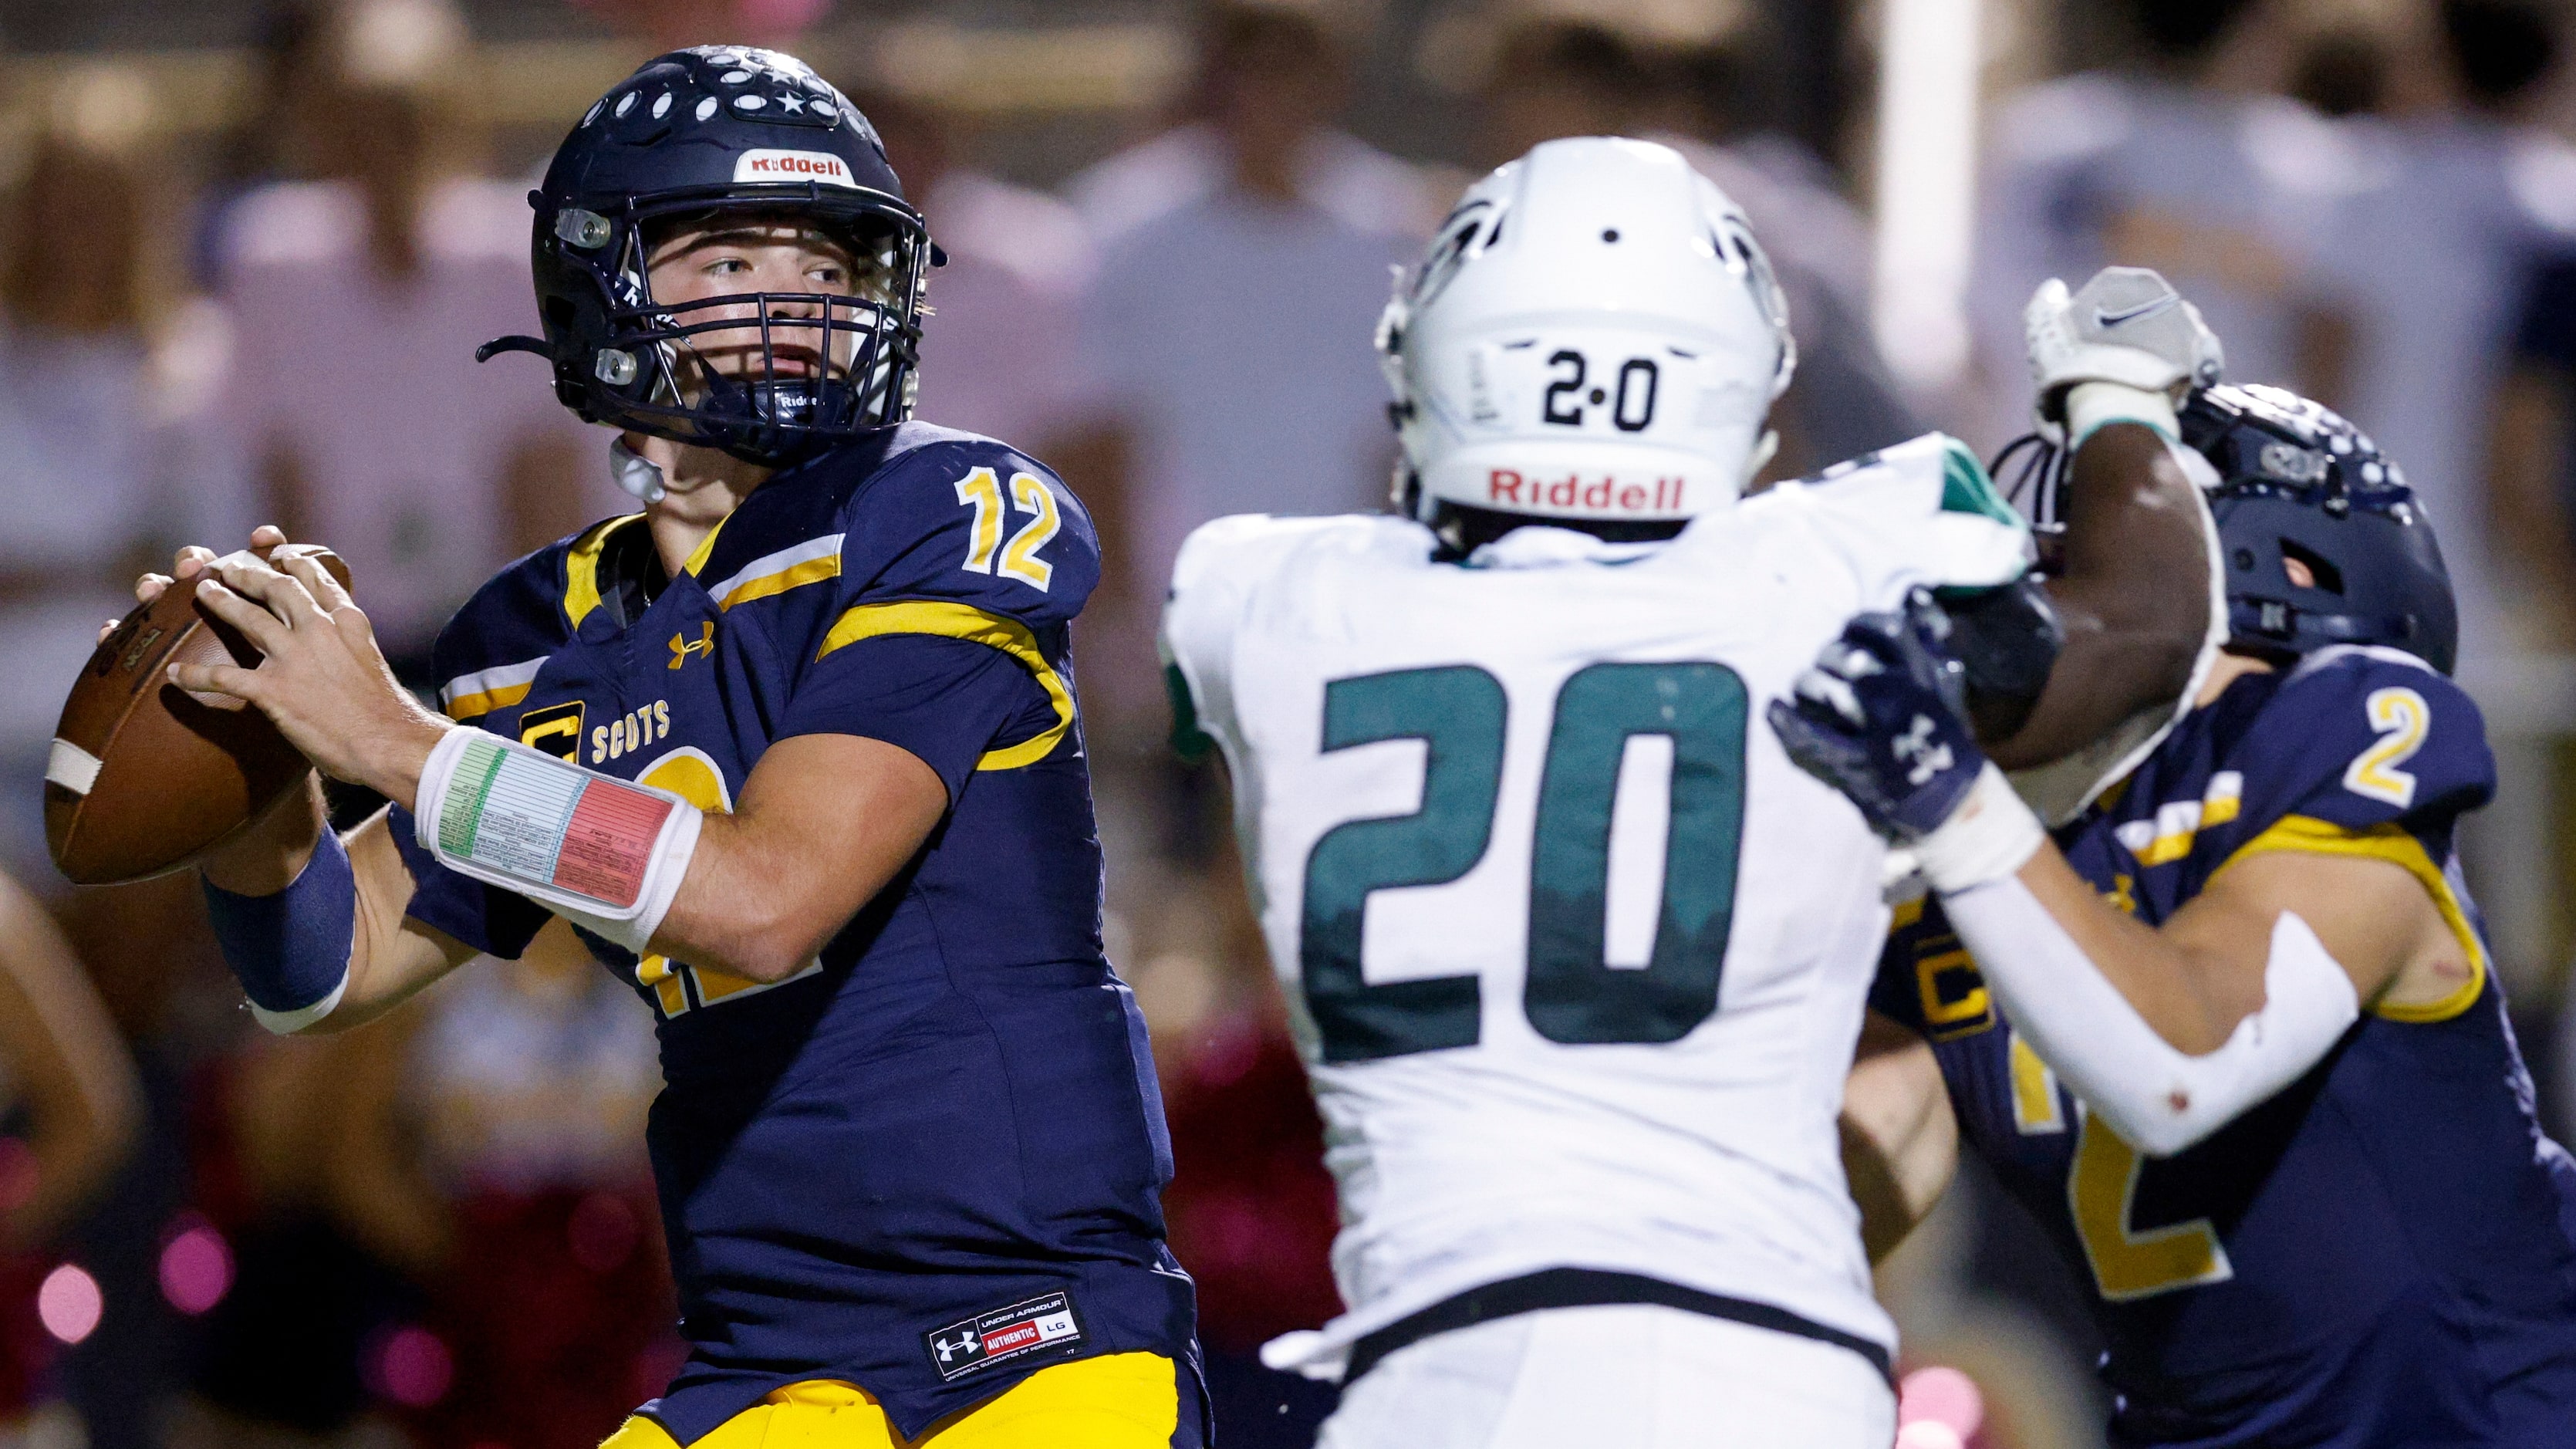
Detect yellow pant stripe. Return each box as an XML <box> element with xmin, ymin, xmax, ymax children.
<box><xmin>599</xmin><ymin>1352</ymin><xmax>1177</xmax><ymax>1449</ymax></box>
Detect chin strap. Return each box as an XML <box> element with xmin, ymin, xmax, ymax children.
<box><xmin>475</xmin><ymin>334</ymin><xmax>552</xmax><ymax>364</ymax></box>
<box><xmin>1740</xmin><ymin>428</ymin><xmax>1781</xmax><ymax>492</ymax></box>
<box><xmin>609</xmin><ymin>436</ymin><xmax>668</xmax><ymax>503</ymax></box>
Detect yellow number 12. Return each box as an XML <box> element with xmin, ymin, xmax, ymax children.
<box><xmin>955</xmin><ymin>467</ymin><xmax>1062</xmax><ymax>593</ymax></box>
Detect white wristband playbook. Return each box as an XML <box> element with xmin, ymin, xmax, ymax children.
<box><xmin>414</xmin><ymin>727</ymin><xmax>704</xmax><ymax>954</ymax></box>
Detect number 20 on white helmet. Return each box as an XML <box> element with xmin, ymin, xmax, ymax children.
<box><xmin>1378</xmin><ymin>137</ymin><xmax>1796</xmax><ymax>539</ymax></box>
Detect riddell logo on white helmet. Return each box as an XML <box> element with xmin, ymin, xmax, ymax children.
<box><xmin>1485</xmin><ymin>468</ymin><xmax>1692</xmax><ymax>515</ymax></box>
<box><xmin>734</xmin><ymin>150</ymin><xmax>856</xmax><ymax>187</ymax></box>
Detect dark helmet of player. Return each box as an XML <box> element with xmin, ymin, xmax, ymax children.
<box><xmin>477</xmin><ymin>46</ymin><xmax>936</xmax><ymax>465</ymax></box>
<box><xmin>2181</xmin><ymin>383</ymin><xmax>2459</xmax><ymax>674</ymax></box>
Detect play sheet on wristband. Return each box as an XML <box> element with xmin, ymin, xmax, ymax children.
<box><xmin>435</xmin><ymin>736</ymin><xmax>671</xmax><ymax>910</ymax></box>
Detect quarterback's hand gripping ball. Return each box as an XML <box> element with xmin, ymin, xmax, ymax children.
<box><xmin>46</xmin><ymin>539</ymin><xmax>353</xmax><ymax>885</ymax></box>
<box><xmin>2024</xmin><ymin>266</ymin><xmax>2224</xmax><ymax>435</ymax></box>
<box><xmin>1767</xmin><ymin>591</ymin><xmax>1987</xmax><ymax>843</ymax></box>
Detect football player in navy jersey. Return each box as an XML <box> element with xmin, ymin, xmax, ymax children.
<box><xmin>1780</xmin><ymin>382</ymin><xmax>2576</xmax><ymax>1446</ymax></box>
<box><xmin>118</xmin><ymin>48</ymin><xmax>1204</xmax><ymax>1449</ymax></box>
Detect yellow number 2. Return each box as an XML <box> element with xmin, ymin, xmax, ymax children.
<box><xmin>2344</xmin><ymin>686</ymin><xmax>2429</xmax><ymax>809</ymax></box>
<box><xmin>998</xmin><ymin>473</ymin><xmax>1061</xmax><ymax>591</ymax></box>
<box><xmin>956</xmin><ymin>467</ymin><xmax>1062</xmax><ymax>593</ymax></box>
<box><xmin>2068</xmin><ymin>1108</ymin><xmax>2233</xmax><ymax>1301</ymax></box>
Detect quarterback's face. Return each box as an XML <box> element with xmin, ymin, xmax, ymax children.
<box><xmin>645</xmin><ymin>218</ymin><xmax>875</xmax><ymax>388</ymax></box>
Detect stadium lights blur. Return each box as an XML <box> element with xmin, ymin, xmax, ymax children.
<box><xmin>1873</xmin><ymin>0</ymin><xmax>1983</xmax><ymax>394</ymax></box>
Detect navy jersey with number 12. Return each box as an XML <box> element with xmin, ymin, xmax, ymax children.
<box><xmin>388</xmin><ymin>422</ymin><xmax>1198</xmax><ymax>1444</ymax></box>
<box><xmin>1875</xmin><ymin>646</ymin><xmax>2576</xmax><ymax>1447</ymax></box>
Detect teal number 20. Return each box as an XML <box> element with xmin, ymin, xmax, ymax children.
<box><xmin>1300</xmin><ymin>662</ymin><xmax>1748</xmax><ymax>1064</ymax></box>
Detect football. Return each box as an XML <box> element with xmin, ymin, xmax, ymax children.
<box><xmin>44</xmin><ymin>545</ymin><xmax>354</xmax><ymax>887</ymax></box>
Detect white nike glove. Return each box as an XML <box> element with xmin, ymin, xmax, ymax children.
<box><xmin>2025</xmin><ymin>267</ymin><xmax>2224</xmax><ymax>442</ymax></box>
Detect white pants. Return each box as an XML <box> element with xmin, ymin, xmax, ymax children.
<box><xmin>1317</xmin><ymin>1304</ymin><xmax>1896</xmax><ymax>1449</ymax></box>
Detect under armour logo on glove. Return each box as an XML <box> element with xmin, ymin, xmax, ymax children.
<box><xmin>1767</xmin><ymin>590</ymin><xmax>1987</xmax><ymax>843</ymax></box>
<box><xmin>1895</xmin><ymin>714</ymin><xmax>1955</xmax><ymax>786</ymax></box>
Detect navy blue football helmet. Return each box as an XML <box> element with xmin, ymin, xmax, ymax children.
<box><xmin>1995</xmin><ymin>382</ymin><xmax>2458</xmax><ymax>674</ymax></box>
<box><xmin>2182</xmin><ymin>383</ymin><xmax>2459</xmax><ymax>674</ymax></box>
<box><xmin>478</xmin><ymin>46</ymin><xmax>935</xmax><ymax>464</ymax></box>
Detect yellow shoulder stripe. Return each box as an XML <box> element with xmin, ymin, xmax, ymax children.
<box><xmin>441</xmin><ymin>656</ymin><xmax>549</xmax><ymax>721</ymax></box>
<box><xmin>707</xmin><ymin>534</ymin><xmax>844</xmax><ymax>612</ymax></box>
<box><xmin>2212</xmin><ymin>814</ymin><xmax>2485</xmax><ymax>1023</ymax></box>
<box><xmin>2114</xmin><ymin>771</ymin><xmax>2243</xmax><ymax>867</ymax></box>
<box><xmin>817</xmin><ymin>601</ymin><xmax>1075</xmax><ymax>771</ymax></box>
<box><xmin>564</xmin><ymin>514</ymin><xmax>647</xmax><ymax>630</ymax></box>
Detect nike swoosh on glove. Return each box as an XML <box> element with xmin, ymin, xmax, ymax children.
<box><xmin>2024</xmin><ymin>266</ymin><xmax>2224</xmax><ymax>435</ymax></box>
<box><xmin>1767</xmin><ymin>589</ymin><xmax>1987</xmax><ymax>842</ymax></box>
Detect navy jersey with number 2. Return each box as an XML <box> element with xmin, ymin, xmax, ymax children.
<box><xmin>390</xmin><ymin>422</ymin><xmax>1199</xmax><ymax>1444</ymax></box>
<box><xmin>1875</xmin><ymin>645</ymin><xmax>2576</xmax><ymax>1447</ymax></box>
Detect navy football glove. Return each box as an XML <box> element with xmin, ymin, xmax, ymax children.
<box><xmin>1768</xmin><ymin>590</ymin><xmax>1987</xmax><ymax>842</ymax></box>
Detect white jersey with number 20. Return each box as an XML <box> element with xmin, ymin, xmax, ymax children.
<box><xmin>1160</xmin><ymin>434</ymin><xmax>2029</xmax><ymax>1376</ymax></box>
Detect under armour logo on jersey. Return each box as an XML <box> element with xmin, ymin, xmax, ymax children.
<box><xmin>1895</xmin><ymin>714</ymin><xmax>1954</xmax><ymax>785</ymax></box>
<box><xmin>669</xmin><ymin>622</ymin><xmax>715</xmax><ymax>670</ymax></box>
<box><xmin>923</xmin><ymin>1291</ymin><xmax>1085</xmax><ymax>1381</ymax></box>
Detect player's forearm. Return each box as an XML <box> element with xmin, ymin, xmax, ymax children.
<box><xmin>1989</xmin><ymin>424</ymin><xmax>2211</xmax><ymax>771</ymax></box>
<box><xmin>1841</xmin><ymin>1108</ymin><xmax>1956</xmax><ymax>1265</ymax></box>
<box><xmin>198</xmin><ymin>773</ymin><xmax>354</xmax><ymax>1030</ymax></box>
<box><xmin>0</xmin><ymin>880</ymin><xmax>141</xmax><ymax>1246</ymax></box>
<box><xmin>405</xmin><ymin>731</ymin><xmax>942</xmax><ymax>985</ymax></box>
<box><xmin>650</xmin><ymin>799</ymin><xmax>927</xmax><ymax>982</ymax></box>
<box><xmin>1840</xmin><ymin>1018</ymin><xmax>1957</xmax><ymax>1262</ymax></box>
<box><xmin>294</xmin><ymin>809</ymin><xmax>474</xmax><ymax>1034</ymax></box>
<box><xmin>647</xmin><ymin>816</ymin><xmax>821</xmax><ymax>982</ymax></box>
<box><xmin>2013</xmin><ymin>846</ymin><xmax>2239</xmax><ymax>1052</ymax></box>
<box><xmin>201</xmin><ymin>801</ymin><xmax>467</xmax><ymax>1035</ymax></box>
<box><xmin>642</xmin><ymin>735</ymin><xmax>950</xmax><ymax>983</ymax></box>
<box><xmin>1937</xmin><ymin>847</ymin><xmax>2359</xmax><ymax>1157</ymax></box>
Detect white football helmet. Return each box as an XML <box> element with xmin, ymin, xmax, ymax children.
<box><xmin>1377</xmin><ymin>137</ymin><xmax>1796</xmax><ymax>538</ymax></box>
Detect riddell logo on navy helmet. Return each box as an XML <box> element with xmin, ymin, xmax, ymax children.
<box><xmin>734</xmin><ymin>150</ymin><xmax>856</xmax><ymax>187</ymax></box>
<box><xmin>922</xmin><ymin>1292</ymin><xmax>1086</xmax><ymax>1381</ymax></box>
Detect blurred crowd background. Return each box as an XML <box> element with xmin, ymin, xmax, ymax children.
<box><xmin>2</xmin><ymin>0</ymin><xmax>2574</xmax><ymax>1444</ymax></box>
